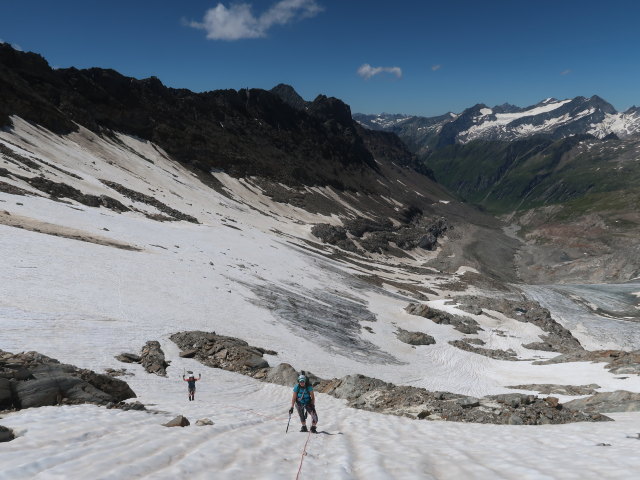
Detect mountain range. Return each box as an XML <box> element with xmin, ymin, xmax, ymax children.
<box><xmin>354</xmin><ymin>96</ymin><xmax>640</xmax><ymax>155</ymax></box>
<box><xmin>1</xmin><ymin>42</ymin><xmax>639</xmax><ymax>286</ymax></box>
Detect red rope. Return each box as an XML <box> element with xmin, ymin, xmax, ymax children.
<box><xmin>295</xmin><ymin>430</ymin><xmax>313</xmax><ymax>480</ymax></box>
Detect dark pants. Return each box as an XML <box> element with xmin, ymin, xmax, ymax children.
<box><xmin>296</xmin><ymin>402</ymin><xmax>318</xmax><ymax>424</ymax></box>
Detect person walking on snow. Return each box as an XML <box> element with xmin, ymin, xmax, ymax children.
<box><xmin>289</xmin><ymin>374</ymin><xmax>318</xmax><ymax>433</ymax></box>
<box><xmin>183</xmin><ymin>371</ymin><xmax>201</xmax><ymax>401</ymax></box>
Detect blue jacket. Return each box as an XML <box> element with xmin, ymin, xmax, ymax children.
<box><xmin>293</xmin><ymin>384</ymin><xmax>313</xmax><ymax>405</ymax></box>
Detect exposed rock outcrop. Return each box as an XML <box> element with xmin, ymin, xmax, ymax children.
<box><xmin>312</xmin><ymin>215</ymin><xmax>449</xmax><ymax>255</ymax></box>
<box><xmin>448</xmin><ymin>340</ymin><xmax>518</xmax><ymax>361</ymax></box>
<box><xmin>317</xmin><ymin>375</ymin><xmax>609</xmax><ymax>425</ymax></box>
<box><xmin>564</xmin><ymin>391</ymin><xmax>640</xmax><ymax>413</ymax></box>
<box><xmin>140</xmin><ymin>341</ymin><xmax>169</xmax><ymax>376</ymax></box>
<box><xmin>405</xmin><ymin>303</ymin><xmax>482</xmax><ymax>334</ymax></box>
<box><xmin>396</xmin><ymin>328</ymin><xmax>435</xmax><ymax>346</ymax></box>
<box><xmin>170</xmin><ymin>331</ymin><xmax>273</xmax><ymax>374</ymax></box>
<box><xmin>0</xmin><ymin>350</ymin><xmax>136</xmax><ymax>411</ymax></box>
<box><xmin>99</xmin><ymin>180</ymin><xmax>198</xmax><ymax>223</ymax></box>
<box><xmin>453</xmin><ymin>295</ymin><xmax>583</xmax><ymax>353</ymax></box>
<box><xmin>507</xmin><ymin>384</ymin><xmax>600</xmax><ymax>396</ymax></box>
<box><xmin>172</xmin><ymin>331</ymin><xmax>610</xmax><ymax>425</ymax></box>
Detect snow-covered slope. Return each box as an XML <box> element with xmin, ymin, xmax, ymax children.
<box><xmin>2</xmin><ymin>119</ymin><xmax>640</xmax><ymax>479</ymax></box>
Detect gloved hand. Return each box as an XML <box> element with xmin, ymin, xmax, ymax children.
<box><xmin>289</xmin><ymin>407</ymin><xmax>294</xmax><ymax>415</ymax></box>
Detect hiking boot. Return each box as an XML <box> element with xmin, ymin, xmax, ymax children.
<box><xmin>300</xmin><ymin>425</ymin><xmax>308</xmax><ymax>432</ymax></box>
<box><xmin>310</xmin><ymin>426</ymin><xmax>317</xmax><ymax>433</ymax></box>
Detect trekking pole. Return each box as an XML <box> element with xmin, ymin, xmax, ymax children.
<box><xmin>286</xmin><ymin>410</ymin><xmax>292</xmax><ymax>433</ymax></box>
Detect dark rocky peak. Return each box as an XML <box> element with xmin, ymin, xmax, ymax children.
<box><xmin>569</xmin><ymin>95</ymin><xmax>616</xmax><ymax>114</ymax></box>
<box><xmin>308</xmin><ymin>94</ymin><xmax>354</xmax><ymax>126</ymax></box>
<box><xmin>270</xmin><ymin>83</ymin><xmax>307</xmax><ymax>111</ymax></box>
<box><xmin>625</xmin><ymin>105</ymin><xmax>640</xmax><ymax>115</ymax></box>
<box><xmin>493</xmin><ymin>103</ymin><xmax>522</xmax><ymax>114</ymax></box>
<box><xmin>0</xmin><ymin>42</ymin><xmax>51</xmax><ymax>74</ymax></box>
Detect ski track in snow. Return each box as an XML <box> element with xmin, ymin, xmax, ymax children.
<box><xmin>2</xmin><ymin>120</ymin><xmax>640</xmax><ymax>479</ymax></box>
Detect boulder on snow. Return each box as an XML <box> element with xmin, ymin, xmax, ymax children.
<box><xmin>0</xmin><ymin>425</ymin><xmax>15</xmax><ymax>442</ymax></box>
<box><xmin>14</xmin><ymin>376</ymin><xmax>112</xmax><ymax>409</ymax></box>
<box><xmin>263</xmin><ymin>363</ymin><xmax>299</xmax><ymax>387</ymax></box>
<box><xmin>164</xmin><ymin>415</ymin><xmax>190</xmax><ymax>427</ymax></box>
<box><xmin>170</xmin><ymin>331</ymin><xmax>272</xmax><ymax>374</ymax></box>
<box><xmin>195</xmin><ymin>418</ymin><xmax>214</xmax><ymax>426</ymax></box>
<box><xmin>115</xmin><ymin>353</ymin><xmax>141</xmax><ymax>364</ymax></box>
<box><xmin>0</xmin><ymin>349</ymin><xmax>136</xmax><ymax>411</ymax></box>
<box><xmin>140</xmin><ymin>341</ymin><xmax>169</xmax><ymax>376</ymax></box>
<box><xmin>396</xmin><ymin>328</ymin><xmax>435</xmax><ymax>346</ymax></box>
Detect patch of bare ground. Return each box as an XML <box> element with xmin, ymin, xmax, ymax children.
<box><xmin>0</xmin><ymin>210</ymin><xmax>141</xmax><ymax>251</ymax></box>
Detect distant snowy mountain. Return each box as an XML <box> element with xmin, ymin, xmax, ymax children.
<box><xmin>356</xmin><ymin>96</ymin><xmax>640</xmax><ymax>152</ymax></box>
<box><xmin>352</xmin><ymin>112</ymin><xmax>416</xmax><ymax>130</ymax></box>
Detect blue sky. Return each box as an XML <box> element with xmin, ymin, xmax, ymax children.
<box><xmin>1</xmin><ymin>0</ymin><xmax>639</xmax><ymax>116</ymax></box>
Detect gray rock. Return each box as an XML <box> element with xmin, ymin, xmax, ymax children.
<box><xmin>14</xmin><ymin>376</ymin><xmax>112</xmax><ymax>409</ymax></box>
<box><xmin>195</xmin><ymin>418</ymin><xmax>214</xmax><ymax>426</ymax></box>
<box><xmin>0</xmin><ymin>349</ymin><xmax>136</xmax><ymax>411</ymax></box>
<box><xmin>179</xmin><ymin>349</ymin><xmax>198</xmax><ymax>359</ymax></box>
<box><xmin>456</xmin><ymin>397</ymin><xmax>481</xmax><ymax>409</ymax></box>
<box><xmin>0</xmin><ymin>378</ymin><xmax>13</xmax><ymax>409</ymax></box>
<box><xmin>244</xmin><ymin>355</ymin><xmax>269</xmax><ymax>369</ymax></box>
<box><xmin>164</xmin><ymin>415</ymin><xmax>190</xmax><ymax>427</ymax></box>
<box><xmin>140</xmin><ymin>341</ymin><xmax>169</xmax><ymax>376</ymax></box>
<box><xmin>322</xmin><ymin>374</ymin><xmax>390</xmax><ymax>400</ymax></box>
<box><xmin>564</xmin><ymin>390</ymin><xmax>640</xmax><ymax>413</ymax></box>
<box><xmin>170</xmin><ymin>331</ymin><xmax>273</xmax><ymax>374</ymax></box>
<box><xmin>507</xmin><ymin>414</ymin><xmax>523</xmax><ymax>425</ymax></box>
<box><xmin>405</xmin><ymin>303</ymin><xmax>482</xmax><ymax>334</ymax></box>
<box><xmin>449</xmin><ymin>340</ymin><xmax>519</xmax><ymax>361</ymax></box>
<box><xmin>0</xmin><ymin>425</ymin><xmax>15</xmax><ymax>442</ymax></box>
<box><xmin>263</xmin><ymin>363</ymin><xmax>299</xmax><ymax>387</ymax></box>
<box><xmin>396</xmin><ymin>328</ymin><xmax>436</xmax><ymax>346</ymax></box>
<box><xmin>115</xmin><ymin>353</ymin><xmax>141</xmax><ymax>364</ymax></box>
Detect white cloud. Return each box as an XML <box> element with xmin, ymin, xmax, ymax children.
<box><xmin>431</xmin><ymin>64</ymin><xmax>441</xmax><ymax>71</ymax></box>
<box><xmin>357</xmin><ymin>63</ymin><xmax>402</xmax><ymax>80</ymax></box>
<box><xmin>188</xmin><ymin>0</ymin><xmax>323</xmax><ymax>41</ymax></box>
<box><xmin>560</xmin><ymin>69</ymin><xmax>571</xmax><ymax>75</ymax></box>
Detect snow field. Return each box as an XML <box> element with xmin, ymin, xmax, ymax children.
<box><xmin>2</xmin><ymin>120</ymin><xmax>640</xmax><ymax>479</ymax></box>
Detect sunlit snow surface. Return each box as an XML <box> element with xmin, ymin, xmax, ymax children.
<box><xmin>2</xmin><ymin>120</ymin><xmax>640</xmax><ymax>479</ymax></box>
